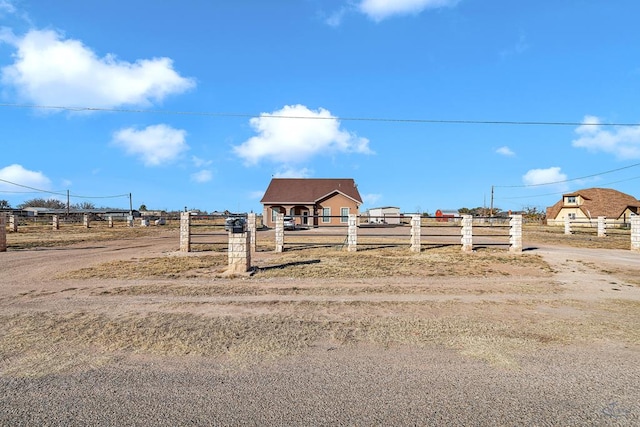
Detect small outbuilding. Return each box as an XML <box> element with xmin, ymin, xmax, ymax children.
<box><xmin>365</xmin><ymin>206</ymin><xmax>401</xmax><ymax>224</ymax></box>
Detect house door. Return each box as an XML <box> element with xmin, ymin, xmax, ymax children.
<box><xmin>303</xmin><ymin>211</ymin><xmax>308</xmax><ymax>225</ymax></box>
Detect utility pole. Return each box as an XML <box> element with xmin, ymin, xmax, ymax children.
<box><xmin>66</xmin><ymin>190</ymin><xmax>70</xmax><ymax>217</ymax></box>
<box><xmin>490</xmin><ymin>185</ymin><xmax>494</xmax><ymax>217</ymax></box>
<box><xmin>129</xmin><ymin>193</ymin><xmax>133</xmax><ymax>216</ymax></box>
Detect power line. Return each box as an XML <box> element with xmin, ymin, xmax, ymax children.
<box><xmin>2</xmin><ymin>102</ymin><xmax>640</xmax><ymax>127</ymax></box>
<box><xmin>495</xmin><ymin>162</ymin><xmax>640</xmax><ymax>188</ymax></box>
<box><xmin>0</xmin><ymin>177</ymin><xmax>128</xmax><ymax>199</ymax></box>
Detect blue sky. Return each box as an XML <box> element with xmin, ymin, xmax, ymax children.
<box><xmin>1</xmin><ymin>0</ymin><xmax>640</xmax><ymax>214</ymax></box>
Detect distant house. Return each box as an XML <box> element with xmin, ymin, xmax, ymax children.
<box><xmin>260</xmin><ymin>178</ymin><xmax>363</xmax><ymax>228</ymax></box>
<box><xmin>546</xmin><ymin>188</ymin><xmax>640</xmax><ymax>225</ymax></box>
<box><xmin>435</xmin><ymin>209</ymin><xmax>460</xmax><ymax>222</ymax></box>
<box><xmin>365</xmin><ymin>207</ymin><xmax>401</xmax><ymax>224</ymax></box>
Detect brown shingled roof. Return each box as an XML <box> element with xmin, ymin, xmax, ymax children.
<box><xmin>546</xmin><ymin>188</ymin><xmax>640</xmax><ymax>219</ymax></box>
<box><xmin>261</xmin><ymin>178</ymin><xmax>363</xmax><ymax>204</ymax></box>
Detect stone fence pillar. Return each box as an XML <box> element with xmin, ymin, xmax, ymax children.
<box><xmin>0</xmin><ymin>215</ymin><xmax>6</xmax><ymax>252</ymax></box>
<box><xmin>9</xmin><ymin>215</ymin><xmax>17</xmax><ymax>232</ymax></box>
<box><xmin>509</xmin><ymin>214</ymin><xmax>523</xmax><ymax>253</ymax></box>
<box><xmin>410</xmin><ymin>214</ymin><xmax>421</xmax><ymax>253</ymax></box>
<box><xmin>83</xmin><ymin>214</ymin><xmax>90</xmax><ymax>228</ymax></box>
<box><xmin>52</xmin><ymin>215</ymin><xmax>60</xmax><ymax>230</ymax></box>
<box><xmin>247</xmin><ymin>212</ymin><xmax>257</xmax><ymax>253</ymax></box>
<box><xmin>564</xmin><ymin>216</ymin><xmax>572</xmax><ymax>235</ymax></box>
<box><xmin>108</xmin><ymin>216</ymin><xmax>114</xmax><ymax>228</ymax></box>
<box><xmin>227</xmin><ymin>231</ymin><xmax>251</xmax><ymax>274</ymax></box>
<box><xmin>275</xmin><ymin>213</ymin><xmax>284</xmax><ymax>253</ymax></box>
<box><xmin>461</xmin><ymin>214</ymin><xmax>473</xmax><ymax>252</ymax></box>
<box><xmin>127</xmin><ymin>215</ymin><xmax>134</xmax><ymax>227</ymax></box>
<box><xmin>597</xmin><ymin>216</ymin><xmax>606</xmax><ymax>237</ymax></box>
<box><xmin>179</xmin><ymin>211</ymin><xmax>191</xmax><ymax>252</ymax></box>
<box><xmin>347</xmin><ymin>214</ymin><xmax>357</xmax><ymax>252</ymax></box>
<box><xmin>140</xmin><ymin>218</ymin><xmax>149</xmax><ymax>227</ymax></box>
<box><xmin>631</xmin><ymin>216</ymin><xmax>640</xmax><ymax>252</ymax></box>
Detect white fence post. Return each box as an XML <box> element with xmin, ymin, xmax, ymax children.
<box><xmin>275</xmin><ymin>213</ymin><xmax>284</xmax><ymax>253</ymax></box>
<box><xmin>564</xmin><ymin>216</ymin><xmax>572</xmax><ymax>235</ymax></box>
<box><xmin>597</xmin><ymin>216</ymin><xmax>606</xmax><ymax>237</ymax></box>
<box><xmin>461</xmin><ymin>214</ymin><xmax>473</xmax><ymax>252</ymax></box>
<box><xmin>0</xmin><ymin>215</ymin><xmax>6</xmax><ymax>252</ymax></box>
<box><xmin>83</xmin><ymin>214</ymin><xmax>90</xmax><ymax>228</ymax></box>
<box><xmin>108</xmin><ymin>216</ymin><xmax>114</xmax><ymax>228</ymax></box>
<box><xmin>52</xmin><ymin>215</ymin><xmax>60</xmax><ymax>230</ymax></box>
<box><xmin>247</xmin><ymin>212</ymin><xmax>257</xmax><ymax>253</ymax></box>
<box><xmin>410</xmin><ymin>214</ymin><xmax>421</xmax><ymax>253</ymax></box>
<box><xmin>347</xmin><ymin>214</ymin><xmax>357</xmax><ymax>252</ymax></box>
<box><xmin>180</xmin><ymin>211</ymin><xmax>191</xmax><ymax>252</ymax></box>
<box><xmin>509</xmin><ymin>214</ymin><xmax>523</xmax><ymax>253</ymax></box>
<box><xmin>631</xmin><ymin>216</ymin><xmax>640</xmax><ymax>252</ymax></box>
<box><xmin>227</xmin><ymin>230</ymin><xmax>251</xmax><ymax>274</ymax></box>
<box><xmin>9</xmin><ymin>215</ymin><xmax>17</xmax><ymax>232</ymax></box>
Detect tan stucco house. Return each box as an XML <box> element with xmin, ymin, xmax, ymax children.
<box><xmin>546</xmin><ymin>188</ymin><xmax>640</xmax><ymax>226</ymax></box>
<box><xmin>261</xmin><ymin>178</ymin><xmax>363</xmax><ymax>228</ymax></box>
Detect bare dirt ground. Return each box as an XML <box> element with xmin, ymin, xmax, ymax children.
<box><xmin>1</xmin><ymin>226</ymin><xmax>639</xmax><ymax>425</ymax></box>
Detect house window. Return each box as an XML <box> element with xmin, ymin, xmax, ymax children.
<box><xmin>568</xmin><ymin>213</ymin><xmax>576</xmax><ymax>220</ymax></box>
<box><xmin>340</xmin><ymin>207</ymin><xmax>349</xmax><ymax>223</ymax></box>
<box><xmin>567</xmin><ymin>196</ymin><xmax>576</xmax><ymax>204</ymax></box>
<box><xmin>322</xmin><ymin>207</ymin><xmax>331</xmax><ymax>223</ymax></box>
<box><xmin>271</xmin><ymin>208</ymin><xmax>279</xmax><ymax>222</ymax></box>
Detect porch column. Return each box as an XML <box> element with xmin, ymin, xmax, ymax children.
<box><xmin>410</xmin><ymin>214</ymin><xmax>421</xmax><ymax>253</ymax></box>
<box><xmin>275</xmin><ymin>213</ymin><xmax>284</xmax><ymax>252</ymax></box>
<box><xmin>509</xmin><ymin>214</ymin><xmax>523</xmax><ymax>253</ymax></box>
<box><xmin>461</xmin><ymin>214</ymin><xmax>473</xmax><ymax>252</ymax></box>
<box><xmin>597</xmin><ymin>216</ymin><xmax>606</xmax><ymax>237</ymax></box>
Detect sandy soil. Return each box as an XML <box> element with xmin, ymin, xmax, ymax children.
<box><xmin>1</xmin><ymin>230</ymin><xmax>640</xmax><ymax>425</ymax></box>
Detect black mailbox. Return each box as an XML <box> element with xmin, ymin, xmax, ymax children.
<box><xmin>225</xmin><ymin>216</ymin><xmax>247</xmax><ymax>233</ymax></box>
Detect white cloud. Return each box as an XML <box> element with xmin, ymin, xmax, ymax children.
<box><xmin>190</xmin><ymin>170</ymin><xmax>212</xmax><ymax>183</ymax></box>
<box><xmin>191</xmin><ymin>156</ymin><xmax>212</xmax><ymax>168</ymax></box>
<box><xmin>1</xmin><ymin>29</ymin><xmax>195</xmax><ymax>108</ymax></box>
<box><xmin>358</xmin><ymin>0</ymin><xmax>460</xmax><ymax>21</ymax></box>
<box><xmin>362</xmin><ymin>193</ymin><xmax>382</xmax><ymax>206</ymax></box>
<box><xmin>572</xmin><ymin>115</ymin><xmax>640</xmax><ymax>160</ymax></box>
<box><xmin>0</xmin><ymin>0</ymin><xmax>16</xmax><ymax>15</ymax></box>
<box><xmin>0</xmin><ymin>164</ymin><xmax>51</xmax><ymax>191</ymax></box>
<box><xmin>274</xmin><ymin>167</ymin><xmax>313</xmax><ymax>178</ymax></box>
<box><xmin>522</xmin><ymin>167</ymin><xmax>567</xmax><ymax>187</ymax></box>
<box><xmin>496</xmin><ymin>146</ymin><xmax>515</xmax><ymax>156</ymax></box>
<box><xmin>325</xmin><ymin>7</ymin><xmax>347</xmax><ymax>27</ymax></box>
<box><xmin>233</xmin><ymin>104</ymin><xmax>373</xmax><ymax>166</ymax></box>
<box><xmin>112</xmin><ymin>124</ymin><xmax>188</xmax><ymax>166</ymax></box>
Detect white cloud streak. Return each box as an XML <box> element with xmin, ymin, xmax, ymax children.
<box><xmin>0</xmin><ymin>164</ymin><xmax>51</xmax><ymax>191</ymax></box>
<box><xmin>522</xmin><ymin>167</ymin><xmax>567</xmax><ymax>188</ymax></box>
<box><xmin>358</xmin><ymin>0</ymin><xmax>460</xmax><ymax>21</ymax></box>
<box><xmin>233</xmin><ymin>104</ymin><xmax>373</xmax><ymax>166</ymax></box>
<box><xmin>190</xmin><ymin>170</ymin><xmax>213</xmax><ymax>183</ymax></box>
<box><xmin>1</xmin><ymin>29</ymin><xmax>195</xmax><ymax>108</ymax></box>
<box><xmin>112</xmin><ymin>124</ymin><xmax>189</xmax><ymax>166</ymax></box>
<box><xmin>496</xmin><ymin>146</ymin><xmax>515</xmax><ymax>156</ymax></box>
<box><xmin>572</xmin><ymin>115</ymin><xmax>640</xmax><ymax>160</ymax></box>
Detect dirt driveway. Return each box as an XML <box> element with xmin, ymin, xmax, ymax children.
<box><xmin>1</xmin><ymin>231</ymin><xmax>639</xmax><ymax>425</ymax></box>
